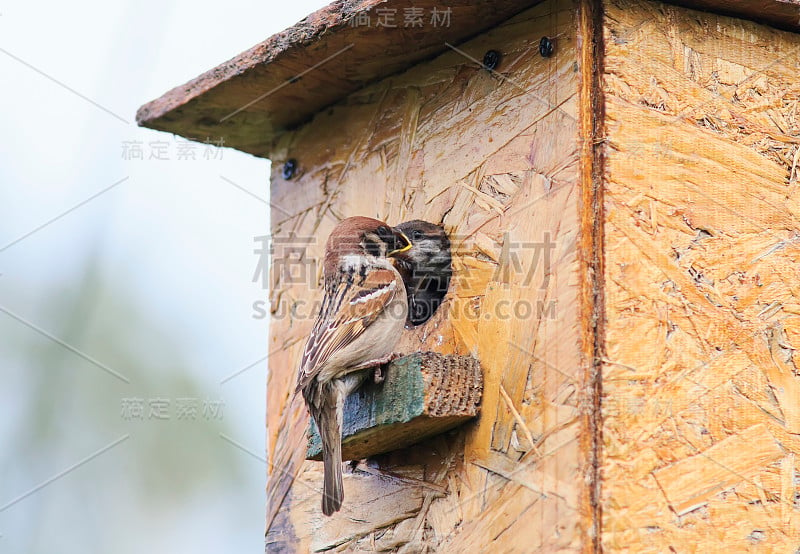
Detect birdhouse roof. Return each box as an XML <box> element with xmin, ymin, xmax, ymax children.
<box><xmin>136</xmin><ymin>0</ymin><xmax>800</xmax><ymax>159</ymax></box>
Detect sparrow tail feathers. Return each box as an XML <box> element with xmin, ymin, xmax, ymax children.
<box><xmin>318</xmin><ymin>388</ymin><xmax>343</xmax><ymax>516</ymax></box>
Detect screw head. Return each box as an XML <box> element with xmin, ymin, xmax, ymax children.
<box><xmin>282</xmin><ymin>159</ymin><xmax>297</xmax><ymax>180</ymax></box>
<box><xmin>539</xmin><ymin>36</ymin><xmax>554</xmax><ymax>58</ymax></box>
<box><xmin>482</xmin><ymin>50</ymin><xmax>501</xmax><ymax>71</ymax></box>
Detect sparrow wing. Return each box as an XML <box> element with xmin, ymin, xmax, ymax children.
<box><xmin>296</xmin><ymin>267</ymin><xmax>398</xmax><ymax>391</ymax></box>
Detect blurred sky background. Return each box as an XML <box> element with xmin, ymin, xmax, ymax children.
<box><xmin>0</xmin><ymin>1</ymin><xmax>327</xmax><ymax>552</ymax></box>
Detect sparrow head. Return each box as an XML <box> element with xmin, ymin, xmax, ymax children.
<box><xmin>325</xmin><ymin>216</ymin><xmax>412</xmax><ymax>266</ymax></box>
<box><xmin>394</xmin><ymin>220</ymin><xmax>452</xmax><ymax>271</ymax></box>
<box><xmin>393</xmin><ymin>220</ymin><xmax>452</xmax><ymax>326</ymax></box>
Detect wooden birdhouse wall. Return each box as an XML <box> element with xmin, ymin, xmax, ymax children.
<box><xmin>600</xmin><ymin>0</ymin><xmax>800</xmax><ymax>549</ymax></box>
<box><xmin>265</xmin><ymin>1</ymin><xmax>593</xmax><ymax>550</ymax></box>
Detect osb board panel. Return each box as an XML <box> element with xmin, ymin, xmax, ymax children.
<box><xmin>136</xmin><ymin>0</ymin><xmax>545</xmax><ymax>158</ymax></box>
<box><xmin>602</xmin><ymin>0</ymin><xmax>800</xmax><ymax>551</ymax></box>
<box><xmin>664</xmin><ymin>0</ymin><xmax>800</xmax><ymax>33</ymax></box>
<box><xmin>265</xmin><ymin>1</ymin><xmax>587</xmax><ymax>551</ymax></box>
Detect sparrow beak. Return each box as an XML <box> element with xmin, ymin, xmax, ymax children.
<box><xmin>387</xmin><ymin>229</ymin><xmax>412</xmax><ymax>257</ymax></box>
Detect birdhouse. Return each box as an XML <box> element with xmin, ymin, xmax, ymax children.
<box><xmin>138</xmin><ymin>0</ymin><xmax>800</xmax><ymax>550</ymax></box>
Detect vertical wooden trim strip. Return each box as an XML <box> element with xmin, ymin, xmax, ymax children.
<box><xmin>577</xmin><ymin>0</ymin><xmax>606</xmax><ymax>551</ymax></box>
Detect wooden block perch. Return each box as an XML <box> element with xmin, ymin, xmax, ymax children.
<box><xmin>306</xmin><ymin>352</ymin><xmax>483</xmax><ymax>461</ymax></box>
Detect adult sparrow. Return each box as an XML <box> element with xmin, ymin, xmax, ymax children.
<box><xmin>394</xmin><ymin>220</ymin><xmax>452</xmax><ymax>326</ymax></box>
<box><xmin>296</xmin><ymin>216</ymin><xmax>412</xmax><ymax>515</ymax></box>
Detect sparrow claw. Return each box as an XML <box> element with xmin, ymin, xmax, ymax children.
<box><xmin>373</xmin><ymin>352</ymin><xmax>402</xmax><ymax>383</ymax></box>
<box><xmin>351</xmin><ymin>352</ymin><xmax>397</xmax><ymax>372</ymax></box>
<box><xmin>347</xmin><ymin>353</ymin><xmax>403</xmax><ymax>383</ymax></box>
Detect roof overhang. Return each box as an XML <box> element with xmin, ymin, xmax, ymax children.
<box><xmin>136</xmin><ymin>0</ymin><xmax>800</xmax><ymax>158</ymax></box>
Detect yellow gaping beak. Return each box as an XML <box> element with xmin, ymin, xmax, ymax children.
<box><xmin>388</xmin><ymin>230</ymin><xmax>413</xmax><ymax>256</ymax></box>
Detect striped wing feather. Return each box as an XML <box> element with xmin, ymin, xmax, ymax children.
<box><xmin>296</xmin><ymin>267</ymin><xmax>397</xmax><ymax>391</ymax></box>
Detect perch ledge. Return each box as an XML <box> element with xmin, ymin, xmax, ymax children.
<box><xmin>306</xmin><ymin>352</ymin><xmax>483</xmax><ymax>461</ymax></box>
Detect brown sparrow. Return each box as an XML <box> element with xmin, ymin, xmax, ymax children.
<box><xmin>394</xmin><ymin>220</ymin><xmax>452</xmax><ymax>326</ymax></box>
<box><xmin>296</xmin><ymin>216</ymin><xmax>412</xmax><ymax>515</ymax></box>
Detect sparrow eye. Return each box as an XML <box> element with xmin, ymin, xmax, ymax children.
<box><xmin>376</xmin><ymin>226</ymin><xmax>392</xmax><ymax>239</ymax></box>
<box><xmin>411</xmin><ymin>230</ymin><xmax>424</xmax><ymax>241</ymax></box>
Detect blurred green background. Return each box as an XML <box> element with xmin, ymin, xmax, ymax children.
<box><xmin>0</xmin><ymin>1</ymin><xmax>327</xmax><ymax>551</ymax></box>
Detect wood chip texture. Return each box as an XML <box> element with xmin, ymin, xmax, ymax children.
<box><xmin>260</xmin><ymin>0</ymin><xmax>800</xmax><ymax>550</ymax></box>
<box><xmin>265</xmin><ymin>1</ymin><xmax>585</xmax><ymax>551</ymax></box>
<box><xmin>601</xmin><ymin>0</ymin><xmax>800</xmax><ymax>550</ymax></box>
